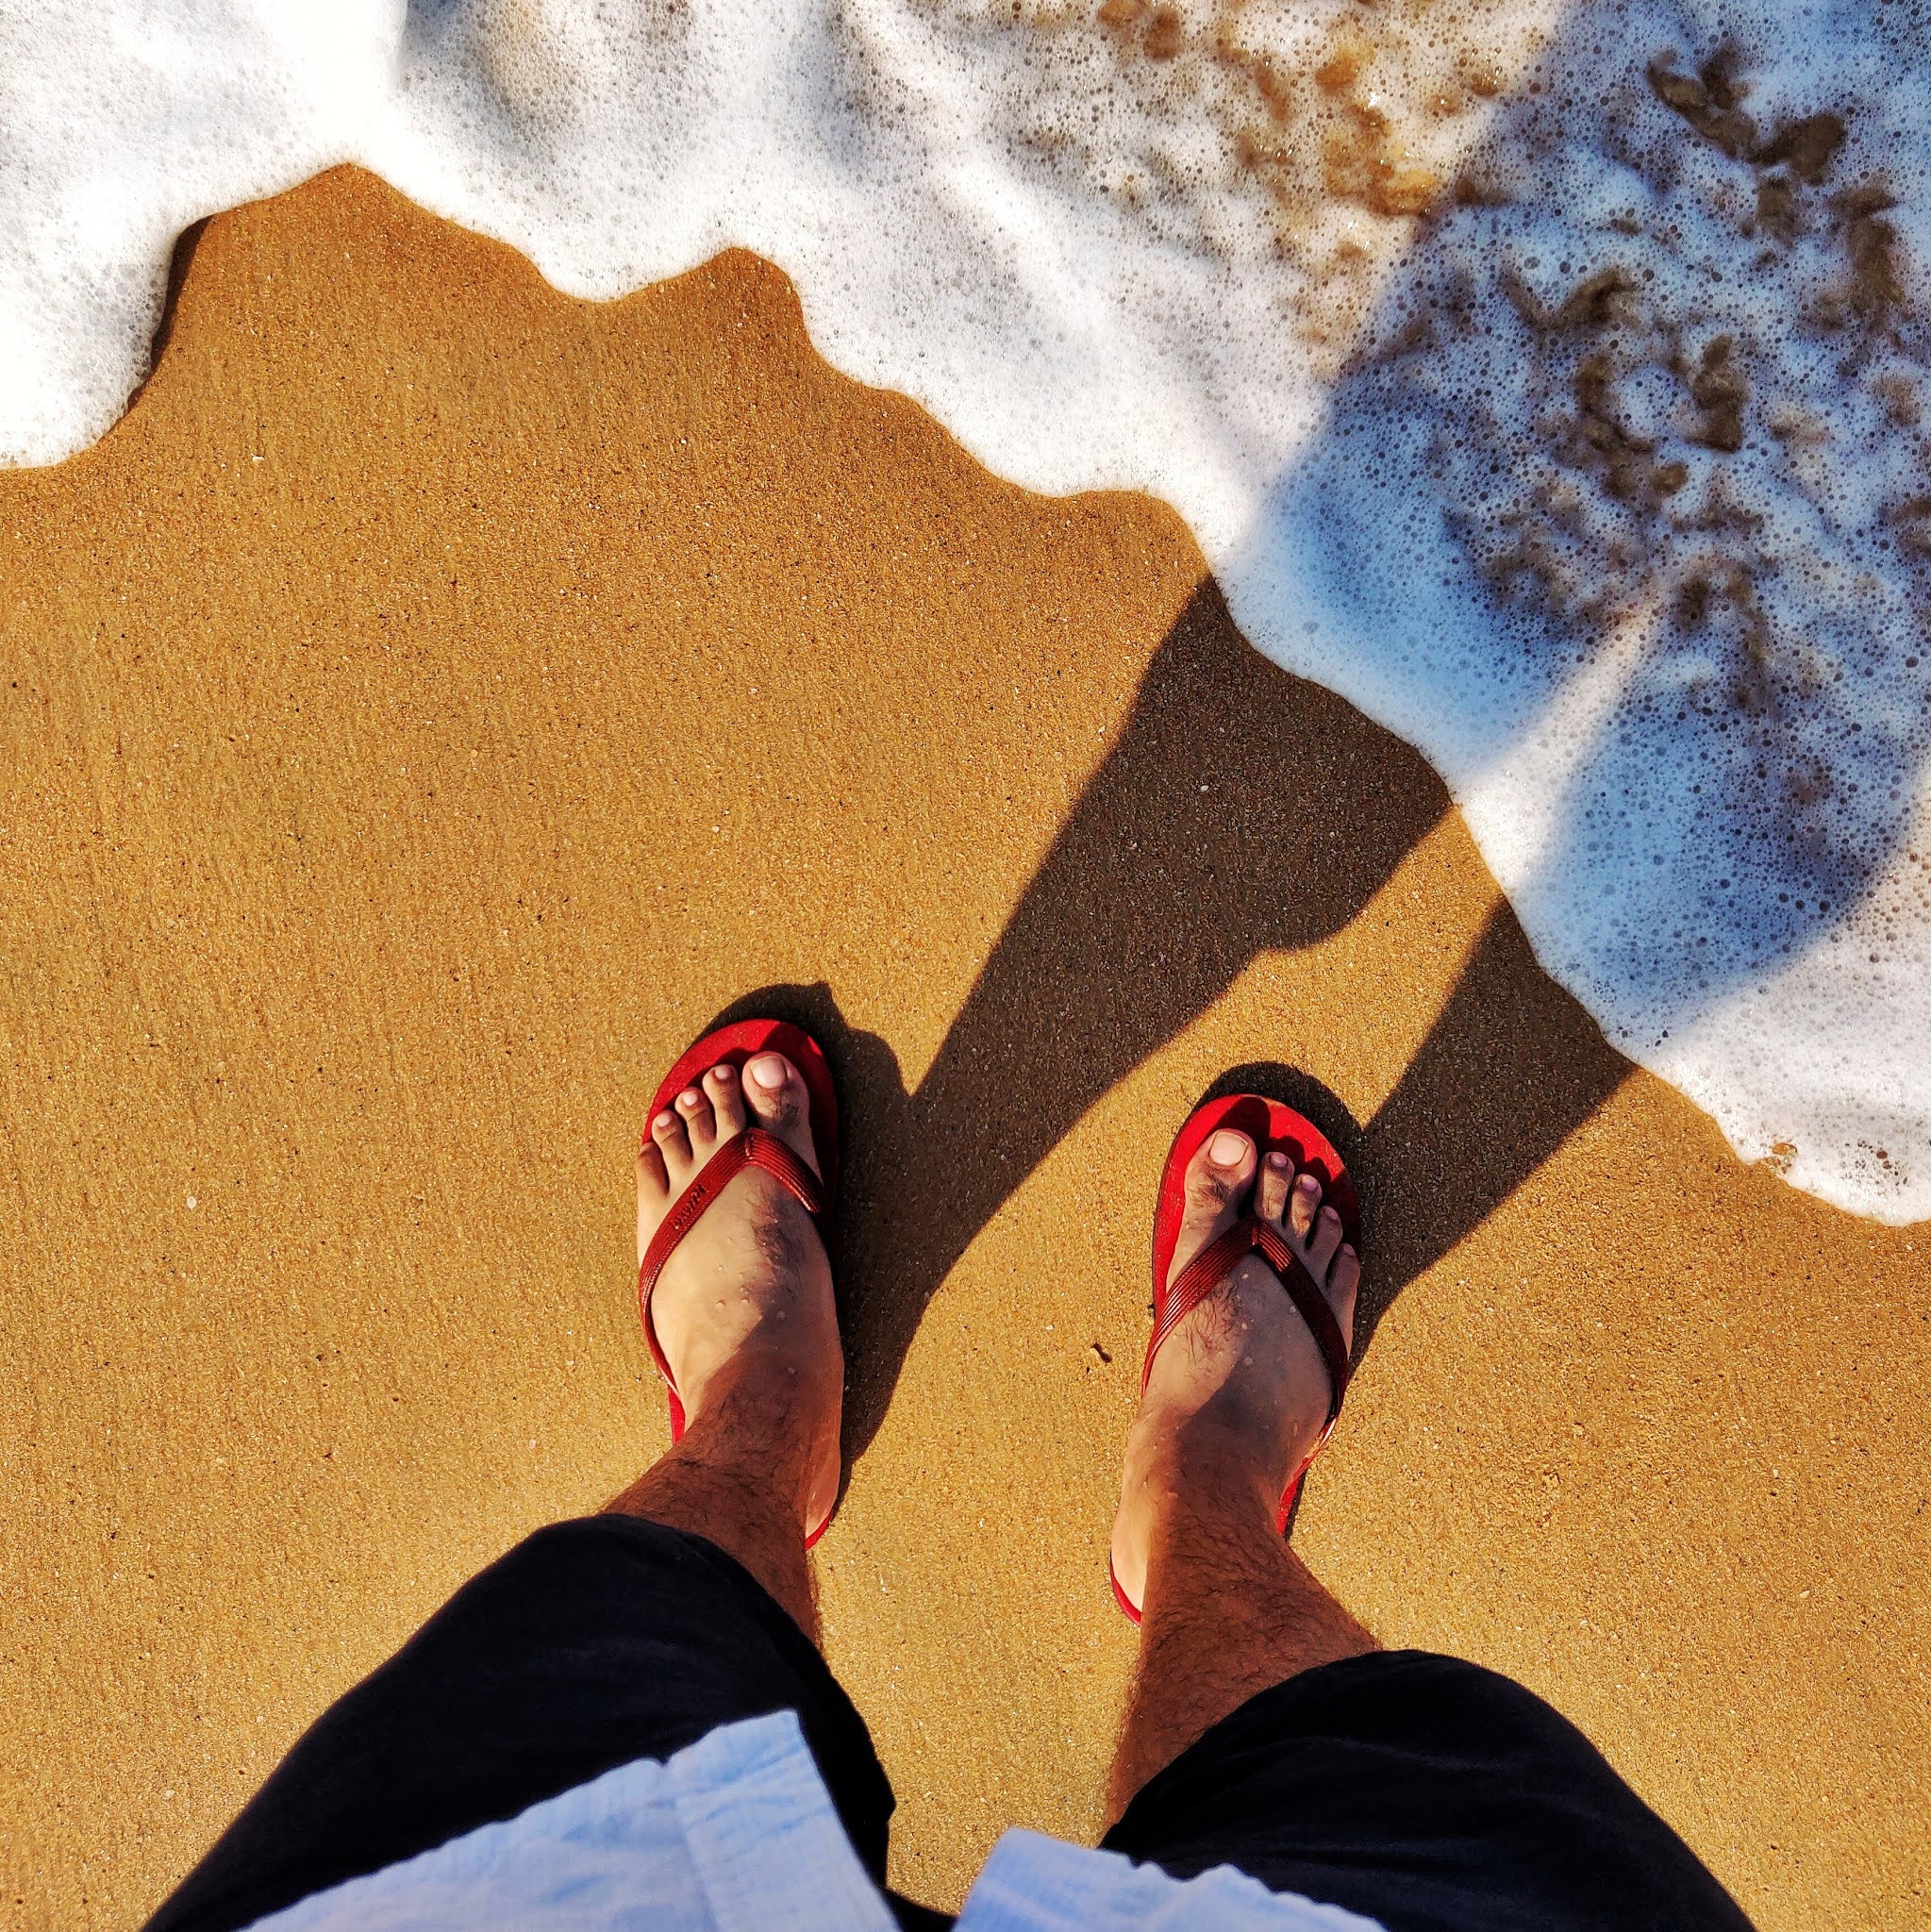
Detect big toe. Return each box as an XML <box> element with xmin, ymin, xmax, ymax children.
<box><xmin>1170</xmin><ymin>1127</ymin><xmax>1256</xmax><ymax>1285</ymax></box>
<box><xmin>742</xmin><ymin>1052</ymin><xmax>821</xmax><ymax>1175</ymax></box>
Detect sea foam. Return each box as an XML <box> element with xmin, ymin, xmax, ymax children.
<box><xmin>3</xmin><ymin>0</ymin><xmax>1927</xmax><ymax>1220</ymax></box>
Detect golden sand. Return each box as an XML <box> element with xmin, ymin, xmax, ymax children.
<box><xmin>1</xmin><ymin>169</ymin><xmax>1923</xmax><ymax>1928</ymax></box>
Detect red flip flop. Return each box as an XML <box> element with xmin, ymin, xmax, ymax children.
<box><xmin>638</xmin><ymin>1017</ymin><xmax>841</xmax><ymax>1547</ymax></box>
<box><xmin>1111</xmin><ymin>1093</ymin><xmax>1359</xmax><ymax>1623</ymax></box>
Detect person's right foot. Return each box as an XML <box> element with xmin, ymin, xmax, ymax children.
<box><xmin>1109</xmin><ymin>1127</ymin><xmax>1359</xmax><ymax>1612</ymax></box>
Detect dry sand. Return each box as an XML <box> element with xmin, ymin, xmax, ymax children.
<box><xmin>0</xmin><ymin>168</ymin><xmax>1924</xmax><ymax>1929</ymax></box>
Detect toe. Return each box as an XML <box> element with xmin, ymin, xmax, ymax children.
<box><xmin>637</xmin><ymin>1136</ymin><xmax>671</xmax><ymax>1258</ymax></box>
<box><xmin>1288</xmin><ymin>1172</ymin><xmax>1321</xmax><ymax>1242</ymax></box>
<box><xmin>638</xmin><ymin>1134</ymin><xmax>670</xmax><ymax>1203</ymax></box>
<box><xmin>1167</xmin><ymin>1127</ymin><xmax>1255</xmax><ymax>1290</ymax></box>
<box><xmin>1328</xmin><ymin>1242</ymin><xmax>1360</xmax><ymax>1324</ymax></box>
<box><xmin>1181</xmin><ymin>1120</ymin><xmax>1258</xmax><ymax>1205</ymax></box>
<box><xmin>1307</xmin><ymin>1202</ymin><xmax>1345</xmax><ymax>1280</ymax></box>
<box><xmin>742</xmin><ymin>1052</ymin><xmax>820</xmax><ymax>1174</ymax></box>
<box><xmin>1189</xmin><ymin>1128</ymin><xmax>1256</xmax><ymax>1215</ymax></box>
<box><xmin>651</xmin><ymin>1105</ymin><xmax>692</xmax><ymax>1175</ymax></box>
<box><xmin>706</xmin><ymin>1061</ymin><xmax>748</xmax><ymax>1139</ymax></box>
<box><xmin>675</xmin><ymin>1082</ymin><xmax>717</xmax><ymax>1151</ymax></box>
<box><xmin>1256</xmin><ymin>1149</ymin><xmax>1293</xmax><ymax>1227</ymax></box>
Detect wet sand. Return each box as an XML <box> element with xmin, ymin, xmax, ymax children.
<box><xmin>0</xmin><ymin>167</ymin><xmax>1923</xmax><ymax>1929</ymax></box>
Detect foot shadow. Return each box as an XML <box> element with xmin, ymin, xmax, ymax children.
<box><xmin>713</xmin><ymin>578</ymin><xmax>1629</xmax><ymax>1464</ymax></box>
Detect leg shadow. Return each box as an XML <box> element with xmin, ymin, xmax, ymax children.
<box><xmin>715</xmin><ymin>580</ymin><xmax>1631</xmax><ymax>1465</ymax></box>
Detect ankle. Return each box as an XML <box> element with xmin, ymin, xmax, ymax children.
<box><xmin>689</xmin><ymin>1312</ymin><xmax>838</xmax><ymax>1413</ymax></box>
<box><xmin>1128</xmin><ymin>1406</ymin><xmax>1282</xmax><ymax>1512</ymax></box>
<box><xmin>1115</xmin><ymin>1414</ymin><xmax>1281</xmax><ymax>1605</ymax></box>
<box><xmin>684</xmin><ymin>1347</ymin><xmax>833</xmax><ymax>1498</ymax></box>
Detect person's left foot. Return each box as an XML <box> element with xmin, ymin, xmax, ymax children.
<box><xmin>1109</xmin><ymin>1128</ymin><xmax>1358</xmax><ymax>1612</ymax></box>
<box><xmin>638</xmin><ymin>1052</ymin><xmax>841</xmax><ymax>1538</ymax></box>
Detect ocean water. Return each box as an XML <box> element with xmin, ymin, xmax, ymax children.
<box><xmin>3</xmin><ymin>0</ymin><xmax>1926</xmax><ymax>1221</ymax></box>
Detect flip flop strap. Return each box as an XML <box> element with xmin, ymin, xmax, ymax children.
<box><xmin>638</xmin><ymin>1129</ymin><xmax>827</xmax><ymax>1390</ymax></box>
<box><xmin>1145</xmin><ymin>1218</ymin><xmax>1352</xmax><ymax>1428</ymax></box>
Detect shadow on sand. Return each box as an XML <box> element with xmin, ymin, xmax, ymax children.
<box><xmin>708</xmin><ymin>581</ymin><xmax>1631</xmax><ymax>1469</ymax></box>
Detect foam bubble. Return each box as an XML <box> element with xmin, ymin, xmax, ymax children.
<box><xmin>2</xmin><ymin>0</ymin><xmax>1926</xmax><ymax>1218</ymax></box>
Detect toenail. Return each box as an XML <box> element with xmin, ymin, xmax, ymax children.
<box><xmin>711</xmin><ymin>1063</ymin><xmax>735</xmax><ymax>1082</ymax></box>
<box><xmin>747</xmin><ymin>1054</ymin><xmax>786</xmax><ymax>1091</ymax></box>
<box><xmin>655</xmin><ymin>1111</ymin><xmax>674</xmax><ymax>1128</ymax></box>
<box><xmin>1267</xmin><ymin>1151</ymin><xmax>1290</xmax><ymax>1170</ymax></box>
<box><xmin>1207</xmin><ymin>1130</ymin><xmax>1246</xmax><ymax>1168</ymax></box>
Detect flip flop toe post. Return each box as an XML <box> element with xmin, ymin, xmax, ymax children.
<box><xmin>637</xmin><ymin>1018</ymin><xmax>841</xmax><ymax>1545</ymax></box>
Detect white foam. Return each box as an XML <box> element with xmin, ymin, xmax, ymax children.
<box><xmin>3</xmin><ymin>0</ymin><xmax>1926</xmax><ymax>1218</ymax></box>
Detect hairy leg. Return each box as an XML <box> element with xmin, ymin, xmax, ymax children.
<box><xmin>605</xmin><ymin>1350</ymin><xmax>824</xmax><ymax>1640</ymax></box>
<box><xmin>1107</xmin><ymin>1427</ymin><xmax>1377</xmax><ymax>1819</ymax></box>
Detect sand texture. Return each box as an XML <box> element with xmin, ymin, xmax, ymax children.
<box><xmin>1</xmin><ymin>170</ymin><xmax>1925</xmax><ymax>1929</ymax></box>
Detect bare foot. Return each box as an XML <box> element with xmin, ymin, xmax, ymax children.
<box><xmin>1109</xmin><ymin>1127</ymin><xmax>1359</xmax><ymax>1612</ymax></box>
<box><xmin>637</xmin><ymin>1052</ymin><xmax>841</xmax><ymax>1539</ymax></box>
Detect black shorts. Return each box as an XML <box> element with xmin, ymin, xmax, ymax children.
<box><xmin>145</xmin><ymin>1516</ymin><xmax>1753</xmax><ymax>1932</ymax></box>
